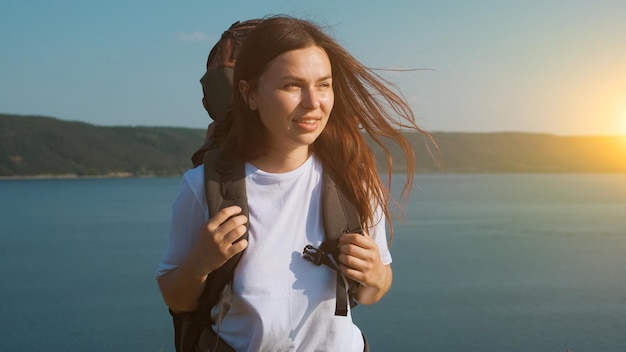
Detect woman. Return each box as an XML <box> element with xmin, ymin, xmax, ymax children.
<box><xmin>157</xmin><ymin>16</ymin><xmax>423</xmax><ymax>351</ymax></box>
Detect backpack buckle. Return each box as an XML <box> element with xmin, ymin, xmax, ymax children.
<box><xmin>302</xmin><ymin>245</ymin><xmax>324</xmax><ymax>266</ymax></box>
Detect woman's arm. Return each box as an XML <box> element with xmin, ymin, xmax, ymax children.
<box><xmin>158</xmin><ymin>206</ymin><xmax>248</xmax><ymax>313</ymax></box>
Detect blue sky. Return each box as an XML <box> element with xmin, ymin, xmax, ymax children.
<box><xmin>1</xmin><ymin>0</ymin><xmax>625</xmax><ymax>135</ymax></box>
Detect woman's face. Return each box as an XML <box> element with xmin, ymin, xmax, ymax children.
<box><xmin>243</xmin><ymin>46</ymin><xmax>334</xmax><ymax>153</ymax></box>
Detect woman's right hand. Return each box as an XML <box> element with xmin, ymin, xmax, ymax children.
<box><xmin>158</xmin><ymin>205</ymin><xmax>248</xmax><ymax>313</ymax></box>
<box><xmin>195</xmin><ymin>205</ymin><xmax>249</xmax><ymax>275</ymax></box>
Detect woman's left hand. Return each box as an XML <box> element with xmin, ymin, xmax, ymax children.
<box><xmin>337</xmin><ymin>232</ymin><xmax>389</xmax><ymax>292</ymax></box>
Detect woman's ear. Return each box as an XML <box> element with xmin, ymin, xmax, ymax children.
<box><xmin>238</xmin><ymin>80</ymin><xmax>257</xmax><ymax>110</ymax></box>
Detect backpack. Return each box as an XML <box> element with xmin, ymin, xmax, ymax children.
<box><xmin>192</xmin><ymin>19</ymin><xmax>262</xmax><ymax>167</ymax></box>
<box><xmin>172</xmin><ymin>20</ymin><xmax>364</xmax><ymax>352</ymax></box>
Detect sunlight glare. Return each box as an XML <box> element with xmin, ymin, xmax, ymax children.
<box><xmin>620</xmin><ymin>105</ymin><xmax>626</xmax><ymax>136</ymax></box>
<box><xmin>616</xmin><ymin>102</ymin><xmax>626</xmax><ymax>153</ymax></box>
<box><xmin>611</xmin><ymin>92</ymin><xmax>626</xmax><ymax>136</ymax></box>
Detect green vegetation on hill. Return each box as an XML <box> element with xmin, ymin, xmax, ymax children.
<box><xmin>1</xmin><ymin>113</ymin><xmax>625</xmax><ymax>177</ymax></box>
<box><xmin>1</xmin><ymin>114</ymin><xmax>205</xmax><ymax>177</ymax></box>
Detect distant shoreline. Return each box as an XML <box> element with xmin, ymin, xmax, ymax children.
<box><xmin>3</xmin><ymin>113</ymin><xmax>626</xmax><ymax>175</ymax></box>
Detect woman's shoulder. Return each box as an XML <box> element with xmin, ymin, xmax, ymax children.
<box><xmin>181</xmin><ymin>164</ymin><xmax>206</xmax><ymax>204</ymax></box>
<box><xmin>183</xmin><ymin>163</ymin><xmax>204</xmax><ymax>183</ymax></box>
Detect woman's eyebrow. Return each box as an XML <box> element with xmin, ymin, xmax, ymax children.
<box><xmin>280</xmin><ymin>74</ymin><xmax>332</xmax><ymax>82</ymax></box>
<box><xmin>317</xmin><ymin>74</ymin><xmax>333</xmax><ymax>81</ymax></box>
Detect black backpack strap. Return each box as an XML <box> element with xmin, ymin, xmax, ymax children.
<box><xmin>202</xmin><ymin>149</ymin><xmax>249</xmax><ymax>343</ymax></box>
<box><xmin>303</xmin><ymin>171</ymin><xmax>363</xmax><ymax>316</ymax></box>
<box><xmin>172</xmin><ymin>149</ymin><xmax>248</xmax><ymax>352</ymax></box>
<box><xmin>200</xmin><ymin>148</ymin><xmax>249</xmax><ymax>307</ymax></box>
<box><xmin>191</xmin><ymin>141</ymin><xmax>212</xmax><ymax>167</ymax></box>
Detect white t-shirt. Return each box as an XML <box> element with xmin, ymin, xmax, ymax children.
<box><xmin>156</xmin><ymin>155</ymin><xmax>391</xmax><ymax>352</ymax></box>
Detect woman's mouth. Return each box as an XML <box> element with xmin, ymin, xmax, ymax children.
<box><xmin>293</xmin><ymin>118</ymin><xmax>320</xmax><ymax>131</ymax></box>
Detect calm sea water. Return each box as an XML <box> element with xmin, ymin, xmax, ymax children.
<box><xmin>1</xmin><ymin>174</ymin><xmax>625</xmax><ymax>351</ymax></box>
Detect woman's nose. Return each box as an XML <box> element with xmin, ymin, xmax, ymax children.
<box><xmin>301</xmin><ymin>88</ymin><xmax>320</xmax><ymax>109</ymax></box>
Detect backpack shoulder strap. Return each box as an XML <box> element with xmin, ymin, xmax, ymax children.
<box><xmin>171</xmin><ymin>149</ymin><xmax>248</xmax><ymax>352</ymax></box>
<box><xmin>201</xmin><ymin>149</ymin><xmax>249</xmax><ymax>307</ymax></box>
<box><xmin>303</xmin><ymin>170</ymin><xmax>363</xmax><ymax>316</ymax></box>
<box><xmin>204</xmin><ymin>149</ymin><xmax>249</xmax><ymax>227</ymax></box>
<box><xmin>321</xmin><ymin>171</ymin><xmax>362</xmax><ymax>238</ymax></box>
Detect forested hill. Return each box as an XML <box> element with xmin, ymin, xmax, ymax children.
<box><xmin>0</xmin><ymin>114</ymin><xmax>205</xmax><ymax>177</ymax></box>
<box><xmin>1</xmin><ymin>113</ymin><xmax>626</xmax><ymax>177</ymax></box>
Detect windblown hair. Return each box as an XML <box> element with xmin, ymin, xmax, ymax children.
<box><xmin>224</xmin><ymin>16</ymin><xmax>427</xmax><ymax>238</ymax></box>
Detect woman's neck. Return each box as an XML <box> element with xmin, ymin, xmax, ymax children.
<box><xmin>249</xmin><ymin>146</ymin><xmax>310</xmax><ymax>173</ymax></box>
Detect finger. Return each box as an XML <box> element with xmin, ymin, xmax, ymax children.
<box><xmin>221</xmin><ymin>213</ymin><xmax>248</xmax><ymax>231</ymax></box>
<box><xmin>338</xmin><ymin>262</ymin><xmax>368</xmax><ymax>284</ymax></box>
<box><xmin>338</xmin><ymin>252</ymin><xmax>367</xmax><ymax>270</ymax></box>
<box><xmin>341</xmin><ymin>262</ymin><xmax>388</xmax><ymax>289</ymax></box>
<box><xmin>339</xmin><ymin>242</ymin><xmax>371</xmax><ymax>260</ymax></box>
<box><xmin>339</xmin><ymin>232</ymin><xmax>374</xmax><ymax>248</ymax></box>
<box><xmin>207</xmin><ymin>209</ymin><xmax>247</xmax><ymax>237</ymax></box>
<box><xmin>222</xmin><ymin>222</ymin><xmax>248</xmax><ymax>245</ymax></box>
<box><xmin>208</xmin><ymin>237</ymin><xmax>248</xmax><ymax>271</ymax></box>
<box><xmin>207</xmin><ymin>206</ymin><xmax>243</xmax><ymax>231</ymax></box>
<box><xmin>226</xmin><ymin>238</ymin><xmax>248</xmax><ymax>257</ymax></box>
<box><xmin>339</xmin><ymin>239</ymin><xmax>379</xmax><ymax>262</ymax></box>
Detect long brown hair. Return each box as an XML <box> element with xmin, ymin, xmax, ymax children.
<box><xmin>224</xmin><ymin>16</ymin><xmax>427</xmax><ymax>239</ymax></box>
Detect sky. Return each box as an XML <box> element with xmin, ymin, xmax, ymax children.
<box><xmin>1</xmin><ymin>0</ymin><xmax>626</xmax><ymax>136</ymax></box>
